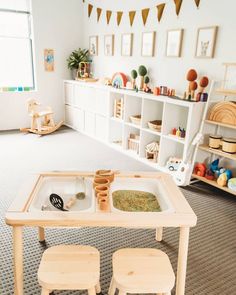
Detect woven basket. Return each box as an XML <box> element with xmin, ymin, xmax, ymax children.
<box><xmin>130</xmin><ymin>115</ymin><xmax>141</xmax><ymax>125</ymax></box>
<box><xmin>148</xmin><ymin>120</ymin><xmax>162</xmax><ymax>132</ymax></box>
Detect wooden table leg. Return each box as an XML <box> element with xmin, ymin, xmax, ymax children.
<box><xmin>155</xmin><ymin>227</ymin><xmax>163</xmax><ymax>241</ymax></box>
<box><xmin>176</xmin><ymin>227</ymin><xmax>190</xmax><ymax>295</ymax></box>
<box><xmin>13</xmin><ymin>226</ymin><xmax>23</xmax><ymax>295</ymax></box>
<box><xmin>38</xmin><ymin>227</ymin><xmax>45</xmax><ymax>243</ymax></box>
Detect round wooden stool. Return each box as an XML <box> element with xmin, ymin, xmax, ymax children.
<box><xmin>108</xmin><ymin>248</ymin><xmax>175</xmax><ymax>295</ymax></box>
<box><xmin>38</xmin><ymin>245</ymin><xmax>101</xmax><ymax>295</ymax></box>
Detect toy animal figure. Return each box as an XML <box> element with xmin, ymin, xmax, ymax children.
<box><xmin>200</xmin><ymin>41</ymin><xmax>209</xmax><ymax>57</ymax></box>
<box><xmin>194</xmin><ymin>163</ymin><xmax>206</xmax><ymax>177</ymax></box>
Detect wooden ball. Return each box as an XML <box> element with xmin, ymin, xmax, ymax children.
<box><xmin>200</xmin><ymin>76</ymin><xmax>209</xmax><ymax>88</ymax></box>
<box><xmin>190</xmin><ymin>81</ymin><xmax>198</xmax><ymax>91</ymax></box>
<box><xmin>187</xmin><ymin>69</ymin><xmax>197</xmax><ymax>81</ymax></box>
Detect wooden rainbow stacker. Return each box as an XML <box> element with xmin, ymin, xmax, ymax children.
<box><xmin>5</xmin><ymin>171</ymin><xmax>197</xmax><ymax>295</ymax></box>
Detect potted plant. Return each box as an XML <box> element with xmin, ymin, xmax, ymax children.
<box><xmin>67</xmin><ymin>48</ymin><xmax>90</xmax><ymax>79</ymax></box>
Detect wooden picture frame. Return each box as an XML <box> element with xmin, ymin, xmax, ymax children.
<box><xmin>104</xmin><ymin>34</ymin><xmax>114</xmax><ymax>56</ymax></box>
<box><xmin>141</xmin><ymin>31</ymin><xmax>156</xmax><ymax>57</ymax></box>
<box><xmin>121</xmin><ymin>33</ymin><xmax>133</xmax><ymax>56</ymax></box>
<box><xmin>89</xmin><ymin>36</ymin><xmax>98</xmax><ymax>56</ymax></box>
<box><xmin>166</xmin><ymin>29</ymin><xmax>183</xmax><ymax>57</ymax></box>
<box><xmin>195</xmin><ymin>26</ymin><xmax>218</xmax><ymax>58</ymax></box>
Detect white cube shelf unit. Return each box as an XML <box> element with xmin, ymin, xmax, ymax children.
<box><xmin>64</xmin><ymin>80</ymin><xmax>205</xmax><ymax>175</ymax></box>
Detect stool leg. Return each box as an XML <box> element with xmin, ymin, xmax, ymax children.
<box><xmin>156</xmin><ymin>227</ymin><xmax>163</xmax><ymax>241</ymax></box>
<box><xmin>95</xmin><ymin>282</ymin><xmax>101</xmax><ymax>294</ymax></box>
<box><xmin>38</xmin><ymin>227</ymin><xmax>45</xmax><ymax>243</ymax></box>
<box><xmin>108</xmin><ymin>276</ymin><xmax>116</xmax><ymax>295</ymax></box>
<box><xmin>88</xmin><ymin>288</ymin><xmax>96</xmax><ymax>295</ymax></box>
<box><xmin>41</xmin><ymin>288</ymin><xmax>50</xmax><ymax>295</ymax></box>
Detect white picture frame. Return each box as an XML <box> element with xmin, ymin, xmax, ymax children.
<box><xmin>166</xmin><ymin>29</ymin><xmax>183</xmax><ymax>57</ymax></box>
<box><xmin>141</xmin><ymin>31</ymin><xmax>156</xmax><ymax>57</ymax></box>
<box><xmin>121</xmin><ymin>33</ymin><xmax>133</xmax><ymax>56</ymax></box>
<box><xmin>104</xmin><ymin>34</ymin><xmax>114</xmax><ymax>56</ymax></box>
<box><xmin>195</xmin><ymin>26</ymin><xmax>218</xmax><ymax>58</ymax></box>
<box><xmin>89</xmin><ymin>36</ymin><xmax>98</xmax><ymax>56</ymax></box>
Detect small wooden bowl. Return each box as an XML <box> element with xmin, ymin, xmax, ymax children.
<box><xmin>95</xmin><ymin>170</ymin><xmax>115</xmax><ymax>182</ymax></box>
<box><xmin>97</xmin><ymin>192</ymin><xmax>108</xmax><ymax>204</ymax></box>
<box><xmin>94</xmin><ymin>185</ymin><xmax>109</xmax><ymax>197</ymax></box>
<box><xmin>93</xmin><ymin>177</ymin><xmax>110</xmax><ymax>188</ymax></box>
<box><xmin>98</xmin><ymin>195</ymin><xmax>109</xmax><ymax>211</ymax></box>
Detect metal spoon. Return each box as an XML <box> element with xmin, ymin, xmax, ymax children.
<box><xmin>49</xmin><ymin>193</ymin><xmax>68</xmax><ymax>211</ymax></box>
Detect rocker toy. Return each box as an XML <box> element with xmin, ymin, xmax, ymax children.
<box><xmin>20</xmin><ymin>99</ymin><xmax>63</xmax><ymax>135</ymax></box>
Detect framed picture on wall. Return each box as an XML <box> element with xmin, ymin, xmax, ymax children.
<box><xmin>104</xmin><ymin>34</ymin><xmax>114</xmax><ymax>56</ymax></box>
<box><xmin>89</xmin><ymin>36</ymin><xmax>98</xmax><ymax>56</ymax></box>
<box><xmin>121</xmin><ymin>33</ymin><xmax>133</xmax><ymax>56</ymax></box>
<box><xmin>195</xmin><ymin>26</ymin><xmax>218</xmax><ymax>58</ymax></box>
<box><xmin>166</xmin><ymin>29</ymin><xmax>183</xmax><ymax>57</ymax></box>
<box><xmin>141</xmin><ymin>32</ymin><xmax>156</xmax><ymax>57</ymax></box>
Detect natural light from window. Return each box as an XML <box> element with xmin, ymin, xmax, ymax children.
<box><xmin>0</xmin><ymin>0</ymin><xmax>34</xmax><ymax>92</ymax></box>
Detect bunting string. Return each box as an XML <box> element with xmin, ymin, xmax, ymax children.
<box><xmin>83</xmin><ymin>0</ymin><xmax>202</xmax><ymax>26</ymax></box>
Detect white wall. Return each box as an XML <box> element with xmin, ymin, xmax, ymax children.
<box><xmin>0</xmin><ymin>0</ymin><xmax>83</xmax><ymax>130</ymax></box>
<box><xmin>82</xmin><ymin>0</ymin><xmax>236</xmax><ymax>93</ymax></box>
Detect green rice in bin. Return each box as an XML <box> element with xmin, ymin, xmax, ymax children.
<box><xmin>112</xmin><ymin>190</ymin><xmax>161</xmax><ymax>212</ymax></box>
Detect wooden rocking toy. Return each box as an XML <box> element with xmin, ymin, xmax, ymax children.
<box><xmin>20</xmin><ymin>99</ymin><xmax>63</xmax><ymax>135</ymax></box>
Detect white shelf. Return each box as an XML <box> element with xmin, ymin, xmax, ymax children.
<box><xmin>141</xmin><ymin>127</ymin><xmax>162</xmax><ymax>136</ymax></box>
<box><xmin>63</xmin><ymin>80</ymin><xmax>205</xmax><ymax>184</ymax></box>
<box><xmin>163</xmin><ymin>134</ymin><xmax>186</xmax><ymax>144</ymax></box>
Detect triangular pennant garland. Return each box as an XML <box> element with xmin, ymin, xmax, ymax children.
<box><xmin>88</xmin><ymin>4</ymin><xmax>93</xmax><ymax>17</ymax></box>
<box><xmin>106</xmin><ymin>10</ymin><xmax>112</xmax><ymax>24</ymax></box>
<box><xmin>174</xmin><ymin>0</ymin><xmax>183</xmax><ymax>16</ymax></box>
<box><xmin>117</xmin><ymin>11</ymin><xmax>123</xmax><ymax>26</ymax></box>
<box><xmin>156</xmin><ymin>3</ymin><xmax>165</xmax><ymax>22</ymax></box>
<box><xmin>129</xmin><ymin>11</ymin><xmax>136</xmax><ymax>26</ymax></box>
<box><xmin>97</xmin><ymin>8</ymin><xmax>102</xmax><ymax>22</ymax></box>
<box><xmin>194</xmin><ymin>0</ymin><xmax>201</xmax><ymax>8</ymax></box>
<box><xmin>142</xmin><ymin>8</ymin><xmax>150</xmax><ymax>26</ymax></box>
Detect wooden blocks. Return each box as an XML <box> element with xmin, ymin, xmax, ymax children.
<box><xmin>114</xmin><ymin>98</ymin><xmax>124</xmax><ymax>119</ymax></box>
<box><xmin>208</xmin><ymin>101</ymin><xmax>236</xmax><ymax>126</ymax></box>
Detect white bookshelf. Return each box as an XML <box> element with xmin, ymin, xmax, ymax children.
<box><xmin>63</xmin><ymin>80</ymin><xmax>205</xmax><ymax>179</ymax></box>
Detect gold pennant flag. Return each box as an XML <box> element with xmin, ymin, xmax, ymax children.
<box><xmin>97</xmin><ymin>8</ymin><xmax>102</xmax><ymax>22</ymax></box>
<box><xmin>194</xmin><ymin>0</ymin><xmax>201</xmax><ymax>8</ymax></box>
<box><xmin>129</xmin><ymin>11</ymin><xmax>136</xmax><ymax>26</ymax></box>
<box><xmin>174</xmin><ymin>0</ymin><xmax>183</xmax><ymax>16</ymax></box>
<box><xmin>156</xmin><ymin>3</ymin><xmax>165</xmax><ymax>22</ymax></box>
<box><xmin>106</xmin><ymin>10</ymin><xmax>112</xmax><ymax>24</ymax></box>
<box><xmin>88</xmin><ymin>4</ymin><xmax>93</xmax><ymax>17</ymax></box>
<box><xmin>117</xmin><ymin>11</ymin><xmax>123</xmax><ymax>26</ymax></box>
<box><xmin>142</xmin><ymin>8</ymin><xmax>150</xmax><ymax>26</ymax></box>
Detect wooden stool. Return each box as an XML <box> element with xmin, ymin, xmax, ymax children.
<box><xmin>108</xmin><ymin>248</ymin><xmax>175</xmax><ymax>295</ymax></box>
<box><xmin>38</xmin><ymin>245</ymin><xmax>101</xmax><ymax>295</ymax></box>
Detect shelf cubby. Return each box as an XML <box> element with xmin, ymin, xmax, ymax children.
<box><xmin>123</xmin><ymin>125</ymin><xmax>140</xmax><ymax>153</ymax></box>
<box><xmin>109</xmin><ymin>119</ymin><xmax>123</xmax><ymax>148</ymax></box>
<box><xmin>162</xmin><ymin>103</ymin><xmax>189</xmax><ymax>137</ymax></box>
<box><xmin>142</xmin><ymin>98</ymin><xmax>164</xmax><ymax>132</ymax></box>
<box><xmin>158</xmin><ymin>137</ymin><xmax>184</xmax><ymax>167</ymax></box>
<box><xmin>124</xmin><ymin>95</ymin><xmax>142</xmax><ymax>125</ymax></box>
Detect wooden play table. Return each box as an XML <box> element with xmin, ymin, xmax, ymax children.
<box><xmin>5</xmin><ymin>171</ymin><xmax>197</xmax><ymax>295</ymax></box>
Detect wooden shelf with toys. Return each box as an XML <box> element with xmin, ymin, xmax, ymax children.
<box><xmin>192</xmin><ymin>173</ymin><xmax>236</xmax><ymax>196</ymax></box>
<box><xmin>63</xmin><ymin>66</ymin><xmax>209</xmax><ymax>185</ymax></box>
<box><xmin>192</xmin><ymin>63</ymin><xmax>236</xmax><ymax>195</ymax></box>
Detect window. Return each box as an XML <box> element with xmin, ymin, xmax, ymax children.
<box><xmin>0</xmin><ymin>0</ymin><xmax>35</xmax><ymax>92</ymax></box>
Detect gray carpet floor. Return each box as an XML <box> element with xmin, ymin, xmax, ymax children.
<box><xmin>0</xmin><ymin>128</ymin><xmax>236</xmax><ymax>295</ymax></box>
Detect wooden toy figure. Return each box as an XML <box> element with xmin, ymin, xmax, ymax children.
<box><xmin>138</xmin><ymin>65</ymin><xmax>148</xmax><ymax>90</ymax></box>
<box><xmin>199</xmin><ymin>76</ymin><xmax>209</xmax><ymax>93</ymax></box>
<box><xmin>131</xmin><ymin>69</ymin><xmax>138</xmax><ymax>89</ymax></box>
<box><xmin>189</xmin><ymin>81</ymin><xmax>198</xmax><ymax>100</ymax></box>
<box><xmin>186</xmin><ymin>69</ymin><xmax>197</xmax><ymax>99</ymax></box>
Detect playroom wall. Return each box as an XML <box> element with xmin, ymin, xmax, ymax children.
<box><xmin>82</xmin><ymin>0</ymin><xmax>236</xmax><ymax>94</ymax></box>
<box><xmin>0</xmin><ymin>0</ymin><xmax>83</xmax><ymax>130</ymax></box>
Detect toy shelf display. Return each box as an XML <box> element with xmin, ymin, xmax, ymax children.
<box><xmin>64</xmin><ymin>80</ymin><xmax>205</xmax><ymax>184</ymax></box>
